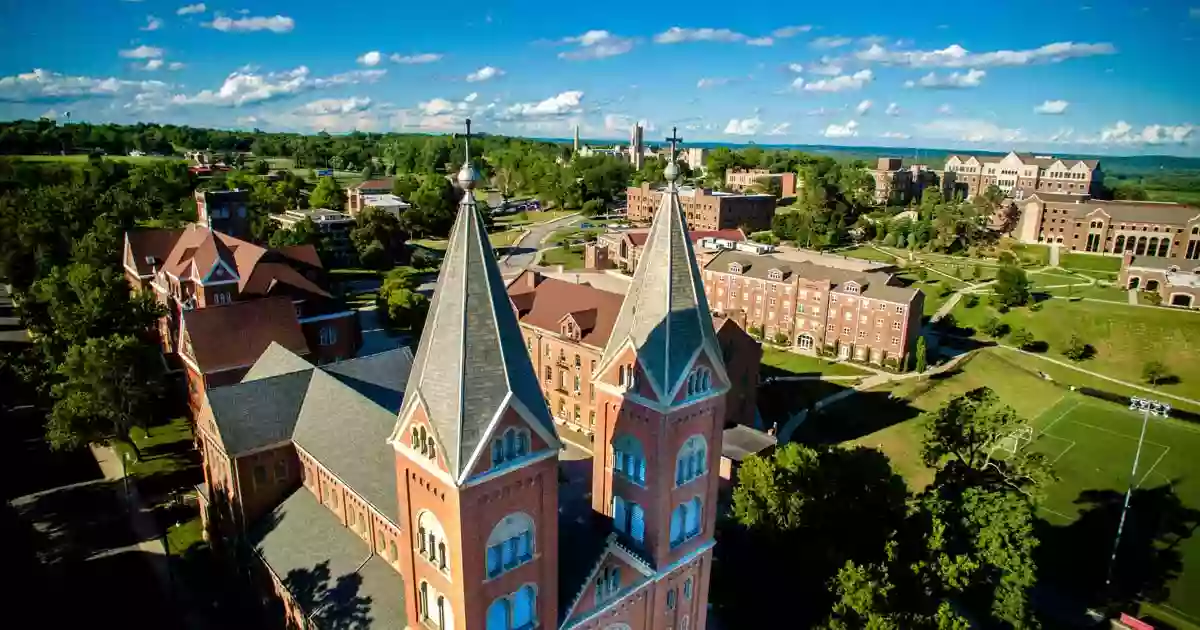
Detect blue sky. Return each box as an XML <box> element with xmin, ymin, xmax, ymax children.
<box><xmin>1</xmin><ymin>0</ymin><xmax>1198</xmax><ymax>155</ymax></box>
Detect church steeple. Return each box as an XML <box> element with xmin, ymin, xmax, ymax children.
<box><xmin>596</xmin><ymin>128</ymin><xmax>728</xmax><ymax>404</ymax></box>
<box><xmin>389</xmin><ymin>119</ymin><xmax>559</xmax><ymax>483</ymax></box>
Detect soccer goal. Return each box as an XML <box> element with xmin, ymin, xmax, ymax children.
<box><xmin>987</xmin><ymin>425</ymin><xmax>1034</xmax><ymax>463</ymax></box>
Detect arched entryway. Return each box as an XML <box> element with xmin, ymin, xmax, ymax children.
<box><xmin>1146</xmin><ymin>279</ymin><xmax>1160</xmax><ymax>292</ymax></box>
<box><xmin>1128</xmin><ymin>276</ymin><xmax>1141</xmax><ymax>289</ymax></box>
<box><xmin>796</xmin><ymin>334</ymin><xmax>814</xmax><ymax>351</ymax></box>
<box><xmin>1171</xmin><ymin>293</ymin><xmax>1194</xmax><ymax>308</ymax></box>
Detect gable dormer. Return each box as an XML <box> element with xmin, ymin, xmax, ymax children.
<box><xmin>843</xmin><ymin>280</ymin><xmax>861</xmax><ymax>294</ymax></box>
<box><xmin>560</xmin><ymin>308</ymin><xmax>597</xmax><ymax>342</ymax></box>
<box><xmin>728</xmin><ymin>261</ymin><xmax>744</xmax><ymax>274</ymax></box>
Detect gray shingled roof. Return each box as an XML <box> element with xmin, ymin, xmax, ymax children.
<box><xmin>251</xmin><ymin>489</ymin><xmax>406</xmax><ymax>630</ymax></box>
<box><xmin>722</xmin><ymin>425</ymin><xmax>778</xmax><ymax>461</ymax></box>
<box><xmin>206</xmin><ymin>343</ymin><xmax>413</xmax><ymax>523</ymax></box>
<box><xmin>396</xmin><ymin>189</ymin><xmax>557</xmax><ymax>481</ymax></box>
<box><xmin>601</xmin><ymin>179</ymin><xmax>724</xmax><ymax>398</ymax></box>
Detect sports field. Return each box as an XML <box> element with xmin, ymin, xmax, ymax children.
<box><xmin>1027</xmin><ymin>394</ymin><xmax>1200</xmax><ymax>625</ymax></box>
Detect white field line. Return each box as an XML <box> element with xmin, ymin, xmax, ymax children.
<box><xmin>1038</xmin><ymin>399</ymin><xmax>1081</xmax><ymax>438</ymax></box>
<box><xmin>1069</xmin><ymin>418</ymin><xmax>1170</xmax><ymax>450</ymax></box>
<box><xmin>1136</xmin><ymin>446</ymin><xmax>1171</xmax><ymax>488</ymax></box>
<box><xmin>1049</xmin><ymin>440</ymin><xmax>1077</xmax><ymax>465</ymax></box>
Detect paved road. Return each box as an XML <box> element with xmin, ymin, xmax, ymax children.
<box><xmin>500</xmin><ymin>213</ymin><xmax>582</xmax><ymax>274</ymax></box>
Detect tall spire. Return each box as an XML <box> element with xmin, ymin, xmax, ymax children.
<box><xmin>597</xmin><ymin>127</ymin><xmax>727</xmax><ymax>402</ymax></box>
<box><xmin>391</xmin><ymin>119</ymin><xmax>558</xmax><ymax>482</ymax></box>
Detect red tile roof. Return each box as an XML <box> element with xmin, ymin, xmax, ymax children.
<box><xmin>355</xmin><ymin>179</ymin><xmax>394</xmax><ymax>191</ymax></box>
<box><xmin>507</xmin><ymin>272</ymin><xmax>625</xmax><ymax>348</ymax></box>
<box><xmin>181</xmin><ymin>296</ymin><xmax>310</xmax><ymax>373</ymax></box>
<box><xmin>625</xmin><ymin>228</ymin><xmax>746</xmax><ymax>247</ymax></box>
<box><xmin>126</xmin><ymin>229</ymin><xmax>184</xmax><ymax>276</ymax></box>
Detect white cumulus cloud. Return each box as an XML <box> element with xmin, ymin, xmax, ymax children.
<box><xmin>855</xmin><ymin>100</ymin><xmax>872</xmax><ymax>115</ymax></box>
<box><xmin>766</xmin><ymin>122</ymin><xmax>791</xmax><ymax>136</ymax></box>
<box><xmin>856</xmin><ymin>41</ymin><xmax>1115</xmax><ymax>68</ymax></box>
<box><xmin>1034</xmin><ymin>99</ymin><xmax>1069</xmax><ymax>114</ymax></box>
<box><xmin>176</xmin><ymin>3</ymin><xmax>205</xmax><ymax>15</ymax></box>
<box><xmin>498</xmin><ymin>90</ymin><xmax>584</xmax><ymax>120</ymax></box>
<box><xmin>298</xmin><ymin>97</ymin><xmax>372</xmax><ymax>116</ymax></box>
<box><xmin>137</xmin><ymin>59</ymin><xmax>165</xmax><ymax>71</ymax></box>
<box><xmin>119</xmin><ymin>45</ymin><xmax>164</xmax><ymax>59</ymax></box>
<box><xmin>0</xmin><ymin>69</ymin><xmax>168</xmax><ymax>103</ymax></box>
<box><xmin>168</xmin><ymin>66</ymin><xmax>385</xmax><ymax>107</ymax></box>
<box><xmin>653</xmin><ymin>26</ymin><xmax>771</xmax><ymax>46</ymax></box>
<box><xmin>905</xmin><ymin>69</ymin><xmax>985</xmax><ymax>89</ymax></box>
<box><xmin>391</xmin><ymin>53</ymin><xmax>442</xmax><ymax>64</ymax></box>
<box><xmin>916</xmin><ymin>119</ymin><xmax>1025</xmax><ymax>143</ymax></box>
<box><xmin>802</xmin><ymin>69</ymin><xmax>873</xmax><ymax>92</ymax></box>
<box><xmin>559</xmin><ymin>30</ymin><xmax>636</xmax><ymax>60</ymax></box>
<box><xmin>205</xmin><ymin>14</ymin><xmax>294</xmax><ymax>33</ymax></box>
<box><xmin>937</xmin><ymin>103</ymin><xmax>953</xmax><ymax>114</ymax></box>
<box><xmin>724</xmin><ymin>117</ymin><xmax>763</xmax><ymax>135</ymax></box>
<box><xmin>604</xmin><ymin>114</ymin><xmax>655</xmax><ymax>133</ymax></box>
<box><xmin>746</xmin><ymin>37</ymin><xmax>774</xmax><ymax>46</ymax></box>
<box><xmin>168</xmin><ymin>62</ymin><xmax>186</xmax><ymax>71</ymax></box>
<box><xmin>808</xmin><ymin>60</ymin><xmax>844</xmax><ymax>76</ymax></box>
<box><xmin>466</xmin><ymin>66</ymin><xmax>504</xmax><ymax>82</ymax></box>
<box><xmin>881</xmin><ymin>131</ymin><xmax>911</xmax><ymax>139</ymax></box>
<box><xmin>823</xmin><ymin>120</ymin><xmax>859</xmax><ymax>138</ymax></box>
<box><xmin>885</xmin><ymin>102</ymin><xmax>901</xmax><ymax>116</ymax></box>
<box><xmin>357</xmin><ymin>51</ymin><xmax>382</xmax><ymax>67</ymax></box>
<box><xmin>141</xmin><ymin>15</ymin><xmax>163</xmax><ymax>31</ymax></box>
<box><xmin>1099</xmin><ymin>121</ymin><xmax>1195</xmax><ymax>145</ymax></box>
<box><xmin>811</xmin><ymin>36</ymin><xmax>853</xmax><ymax>49</ymax></box>
<box><xmin>696</xmin><ymin>77</ymin><xmax>730</xmax><ymax>88</ymax></box>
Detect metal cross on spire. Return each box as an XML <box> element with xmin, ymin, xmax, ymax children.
<box><xmin>463</xmin><ymin>118</ymin><xmax>472</xmax><ymax>161</ymax></box>
<box><xmin>457</xmin><ymin>118</ymin><xmax>479</xmax><ymax>190</ymax></box>
<box><xmin>665</xmin><ymin>126</ymin><xmax>683</xmax><ymax>162</ymax></box>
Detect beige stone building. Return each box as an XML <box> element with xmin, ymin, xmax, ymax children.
<box><xmin>724</xmin><ymin>169</ymin><xmax>798</xmax><ymax>198</ymax></box>
<box><xmin>944</xmin><ymin>151</ymin><xmax>1102</xmax><ymax>200</ymax></box>
<box><xmin>702</xmin><ymin>250</ymin><xmax>924</xmax><ymax>369</ymax></box>
<box><xmin>626</xmin><ymin>182</ymin><xmax>776</xmax><ymax>232</ymax></box>
<box><xmin>1016</xmin><ymin>193</ymin><xmax>1200</xmax><ymax>262</ymax></box>
<box><xmin>348</xmin><ymin>178</ymin><xmax>394</xmax><ymax>215</ymax></box>
<box><xmin>586</xmin><ymin>228</ymin><xmax>746</xmax><ymax>272</ymax></box>
<box><xmin>868</xmin><ymin>158</ymin><xmax>955</xmax><ymax>205</ymax></box>
<box><xmin>1120</xmin><ymin>251</ymin><xmax>1200</xmax><ymax>308</ymax></box>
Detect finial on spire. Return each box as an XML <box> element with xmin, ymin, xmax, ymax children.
<box><xmin>663</xmin><ymin>126</ymin><xmax>683</xmax><ymax>184</ymax></box>
<box><xmin>457</xmin><ymin>118</ymin><xmax>479</xmax><ymax>190</ymax></box>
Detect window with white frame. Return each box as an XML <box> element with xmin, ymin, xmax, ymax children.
<box><xmin>675</xmin><ymin>435</ymin><xmax>707</xmax><ymax>486</ymax></box>
<box><xmin>486</xmin><ymin>513</ymin><xmax>535</xmax><ymax>579</ymax></box>
<box><xmin>891</xmin><ymin>337</ymin><xmax>900</xmax><ymax>346</ymax></box>
<box><xmin>610</xmin><ymin>496</ymin><xmax>646</xmax><ymax>543</ymax></box>
<box><xmin>612</xmin><ymin>434</ymin><xmax>646</xmax><ymax>485</ymax></box>
<box><xmin>892</xmin><ymin>321</ymin><xmax>901</xmax><ymax>330</ymax></box>
<box><xmin>895</xmin><ymin>305</ymin><xmax>905</xmax><ymax>314</ymax></box>
<box><xmin>416</xmin><ymin>511</ymin><xmax>450</xmax><ymax>574</ymax></box>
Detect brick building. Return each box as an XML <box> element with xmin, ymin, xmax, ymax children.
<box><xmin>944</xmin><ymin>151</ymin><xmax>1102</xmax><ymax>201</ymax></box>
<box><xmin>194</xmin><ymin>137</ymin><xmax>729</xmax><ymax>630</ymax></box>
<box><xmin>723</xmin><ymin>169</ymin><xmax>798</xmax><ymax>198</ymax></box>
<box><xmin>195</xmin><ymin>188</ymin><xmax>251</xmax><ymax>238</ymax></box>
<box><xmin>585</xmin><ymin>228</ymin><xmax>745</xmax><ymax>272</ymax></box>
<box><xmin>123</xmin><ymin>224</ymin><xmax>359</xmax><ymax>411</ymax></box>
<box><xmin>626</xmin><ymin>182</ymin><xmax>776</xmax><ymax>232</ymax></box>
<box><xmin>349</xmin><ymin>178</ymin><xmax>395</xmax><ymax>215</ymax></box>
<box><xmin>702</xmin><ymin>250</ymin><xmax>924</xmax><ymax>368</ymax></box>
<box><xmin>507</xmin><ymin>271</ymin><xmax>762</xmax><ymax>435</ymax></box>
<box><xmin>868</xmin><ymin>158</ymin><xmax>955</xmax><ymax>205</ymax></box>
<box><xmin>1120</xmin><ymin>252</ymin><xmax>1200</xmax><ymax>308</ymax></box>
<box><xmin>1016</xmin><ymin>194</ymin><xmax>1200</xmax><ymax>262</ymax></box>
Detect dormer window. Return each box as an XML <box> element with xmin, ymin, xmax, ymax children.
<box><xmin>767</xmin><ymin>269</ymin><xmax>783</xmax><ymax>281</ymax></box>
<box><xmin>844</xmin><ymin>282</ymin><xmax>860</xmax><ymax>294</ymax></box>
<box><xmin>728</xmin><ymin>262</ymin><xmax>743</xmax><ymax>274</ymax></box>
<box><xmin>686</xmin><ymin>367</ymin><xmax>712</xmax><ymax>398</ymax></box>
<box><xmin>618</xmin><ymin>364</ymin><xmax>636</xmax><ymax>389</ymax></box>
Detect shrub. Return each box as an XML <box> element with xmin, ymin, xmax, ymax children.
<box><xmin>979</xmin><ymin>316</ymin><xmax>1002</xmax><ymax>337</ymax></box>
<box><xmin>1062</xmin><ymin>334</ymin><xmax>1093</xmax><ymax>361</ymax></box>
<box><xmin>964</xmin><ymin>295</ymin><xmax>980</xmax><ymax>308</ymax></box>
<box><xmin>1028</xmin><ymin>301</ymin><xmax>1043</xmax><ymax>312</ymax></box>
<box><xmin>747</xmin><ymin>325</ymin><xmax>763</xmax><ymax>340</ymax></box>
<box><xmin>773</xmin><ymin>332</ymin><xmax>789</xmax><ymax>346</ymax></box>
<box><xmin>1146</xmin><ymin>292</ymin><xmax>1163</xmax><ymax>306</ymax></box>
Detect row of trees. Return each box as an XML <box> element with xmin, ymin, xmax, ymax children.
<box><xmin>0</xmin><ymin>157</ymin><xmax>188</xmax><ymax>453</ymax></box>
<box><xmin>716</xmin><ymin>387</ymin><xmax>1050</xmax><ymax>628</ymax></box>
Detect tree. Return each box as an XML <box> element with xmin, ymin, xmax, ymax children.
<box><xmin>992</xmin><ymin>264</ymin><xmax>1031</xmax><ymax>307</ymax></box>
<box><xmin>917</xmin><ymin>267</ymin><xmax>928</xmax><ymax>282</ymax></box>
<box><xmin>1142</xmin><ymin>360</ymin><xmax>1169</xmax><ymax>386</ymax></box>
<box><xmin>378</xmin><ymin>268</ymin><xmax>430</xmax><ymax>332</ymax></box>
<box><xmin>580</xmin><ymin>199</ymin><xmax>605</xmax><ymax>217</ymax></box>
<box><xmin>361</xmin><ymin>162</ymin><xmax>376</xmax><ymax>181</ymax></box>
<box><xmin>979</xmin><ymin>316</ymin><xmax>1003</xmax><ymax>338</ymax></box>
<box><xmin>1008</xmin><ymin>327</ymin><xmax>1034</xmax><ymax>350</ymax></box>
<box><xmin>309</xmin><ymin>175</ymin><xmax>346</xmax><ymax>211</ymax></box>
<box><xmin>1062</xmin><ymin>334</ymin><xmax>1091</xmax><ymax>361</ymax></box>
<box><xmin>350</xmin><ymin>206</ymin><xmax>409</xmax><ymax>270</ymax></box>
<box><xmin>46</xmin><ymin>334</ymin><xmax>165</xmax><ymax>455</ymax></box>
<box><xmin>392</xmin><ymin>174</ymin><xmax>420</xmax><ymax>199</ymax></box>
<box><xmin>253</xmin><ymin>159</ymin><xmax>270</xmax><ymax>175</ymax></box>
<box><xmin>915</xmin><ymin>335</ymin><xmax>927</xmax><ymax>373</ymax></box>
<box><xmin>972</xmin><ymin>264</ymin><xmax>982</xmax><ymax>280</ymax></box>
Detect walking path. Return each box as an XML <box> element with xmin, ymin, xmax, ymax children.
<box><xmin>89</xmin><ymin>444</ymin><xmax>204</xmax><ymax>630</ymax></box>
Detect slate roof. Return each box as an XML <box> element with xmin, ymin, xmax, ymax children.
<box><xmin>181</xmin><ymin>296</ymin><xmax>310</xmax><ymax>373</ymax></box>
<box><xmin>600</xmin><ymin>174</ymin><xmax>725</xmax><ymax>398</ymax></box>
<box><xmin>722</xmin><ymin>425</ymin><xmax>777</xmax><ymax>462</ymax></box>
<box><xmin>1024</xmin><ymin>192</ymin><xmax>1091</xmax><ymax>203</ymax></box>
<box><xmin>1060</xmin><ymin>199</ymin><xmax>1200</xmax><ymax>224</ymax></box>
<box><xmin>126</xmin><ymin>228</ymin><xmax>184</xmax><ymax>276</ymax></box>
<box><xmin>251</xmin><ymin>489</ymin><xmax>406</xmax><ymax>630</ymax></box>
<box><xmin>946</xmin><ymin>153</ymin><xmax>1100</xmax><ymax>170</ymax></box>
<box><xmin>394</xmin><ymin>167</ymin><xmax>557</xmax><ymax>481</ymax></box>
<box><xmin>205</xmin><ymin>342</ymin><xmax>413</xmax><ymax>523</ymax></box>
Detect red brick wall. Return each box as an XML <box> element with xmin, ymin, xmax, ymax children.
<box><xmin>302</xmin><ymin>315</ymin><xmax>359</xmax><ymax>364</ymax></box>
<box><xmin>233</xmin><ymin>445</ymin><xmax>300</xmax><ymax>526</ymax></box>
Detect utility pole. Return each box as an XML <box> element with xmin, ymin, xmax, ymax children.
<box><xmin>1106</xmin><ymin>396</ymin><xmax>1170</xmax><ymax>588</ymax></box>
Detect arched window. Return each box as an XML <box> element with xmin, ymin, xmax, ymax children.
<box><xmin>670</xmin><ymin>504</ymin><xmax>684</xmax><ymax>546</ymax></box>
<box><xmin>491</xmin><ymin>427</ymin><xmax>532</xmax><ymax>469</ymax></box>
<box><xmin>1148</xmin><ymin>237</ymin><xmax>1160</xmax><ymax>256</ymax></box>
<box><xmin>1158</xmin><ymin>238</ymin><xmax>1170</xmax><ymax>257</ymax></box>
<box><xmin>486</xmin><ymin>512</ymin><xmax>535</xmax><ymax>578</ymax></box>
<box><xmin>417</xmin><ymin>512</ymin><xmax>449</xmax><ymax>574</ymax></box>
<box><xmin>612</xmin><ymin>496</ymin><xmax>627</xmax><ymax>533</ymax></box>
<box><xmin>1115</xmin><ymin>235</ymin><xmax>1125</xmax><ymax>252</ymax></box>
<box><xmin>419</xmin><ymin>581</ymin><xmax>431</xmax><ymax>621</ymax></box>
<box><xmin>418</xmin><ymin>426</ymin><xmax>428</xmax><ymax>455</ymax></box>
<box><xmin>411</xmin><ymin>427</ymin><xmax>420</xmax><ymax>449</ymax></box>
<box><xmin>671</xmin><ymin>499</ymin><xmax>703</xmax><ymax>547</ymax></box>
<box><xmin>486</xmin><ymin>599</ymin><xmax>509</xmax><ymax>630</ymax></box>
<box><xmin>675</xmin><ymin>435</ymin><xmax>707</xmax><ymax>486</ymax></box>
<box><xmin>612</xmin><ymin>434</ymin><xmax>646</xmax><ymax>485</ymax></box>
<box><xmin>687</xmin><ymin>497</ymin><xmax>702</xmax><ymax>536</ymax></box>
<box><xmin>512</xmin><ymin>585</ymin><xmax>536</xmax><ymax>628</ymax></box>
<box><xmin>426</xmin><ymin>437</ymin><xmax>436</xmax><ymax>460</ymax></box>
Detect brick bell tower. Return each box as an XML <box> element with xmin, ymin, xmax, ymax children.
<box><xmin>591</xmin><ymin>129</ymin><xmax>729</xmax><ymax>630</ymax></box>
<box><xmin>388</xmin><ymin>120</ymin><xmax>563</xmax><ymax>630</ymax></box>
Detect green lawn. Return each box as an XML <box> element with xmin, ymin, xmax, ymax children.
<box><xmin>166</xmin><ymin>516</ymin><xmax>205</xmax><ymax>557</ymax></box>
<box><xmin>948</xmin><ymin>298</ymin><xmax>1200</xmax><ymax>400</ymax></box>
<box><xmin>489</xmin><ymin>230</ymin><xmax>524</xmax><ymax>247</ymax></box>
<box><xmin>114</xmin><ymin>417</ymin><xmax>194</xmax><ymax>479</ymax></box>
<box><xmin>540</xmin><ymin>246</ymin><xmax>585</xmax><ymax>269</ymax></box>
<box><xmin>1060</xmin><ymin>252</ymin><xmax>1123</xmax><ymax>272</ymax></box>
<box><xmin>760</xmin><ymin>347</ymin><xmax>873</xmax><ymax>378</ymax></box>
<box><xmin>1046</xmin><ymin>284</ymin><xmax>1130</xmax><ymax>302</ymax></box>
<box><xmin>10</xmin><ymin>153</ymin><xmax>187</xmax><ymax>165</ymax></box>
<box><xmin>494</xmin><ymin>210</ymin><xmax>576</xmax><ymax>227</ymax></box>
<box><xmin>1028</xmin><ymin>270</ymin><xmax>1090</xmax><ymax>289</ymax></box>
<box><xmin>411</xmin><ymin>238</ymin><xmax>449</xmax><ymax>251</ymax></box>
<box><xmin>1028</xmin><ymin>395</ymin><xmax>1200</xmax><ymax>624</ymax></box>
<box><xmin>549</xmin><ymin>225</ymin><xmax>605</xmax><ymax>245</ymax></box>
<box><xmin>1146</xmin><ymin>189</ymin><xmax>1200</xmax><ymax>206</ymax></box>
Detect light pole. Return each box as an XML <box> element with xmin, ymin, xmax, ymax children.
<box><xmin>1106</xmin><ymin>396</ymin><xmax>1170</xmax><ymax>588</ymax></box>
